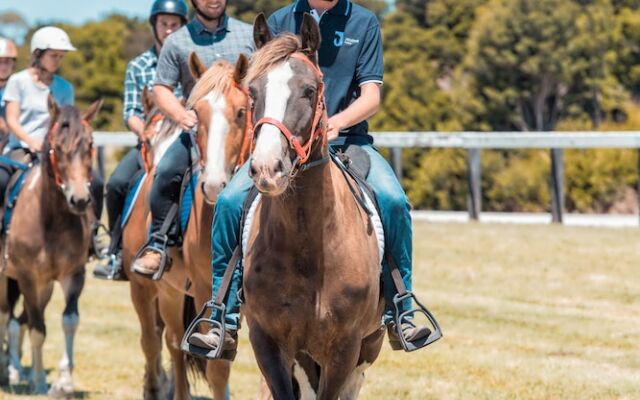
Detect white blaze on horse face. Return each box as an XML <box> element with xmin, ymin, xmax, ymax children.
<box><xmin>203</xmin><ymin>90</ymin><xmax>229</xmax><ymax>188</ymax></box>
<box><xmin>253</xmin><ymin>61</ymin><xmax>294</xmax><ymax>166</ymax></box>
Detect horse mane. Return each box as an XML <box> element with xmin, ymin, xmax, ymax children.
<box><xmin>245</xmin><ymin>33</ymin><xmax>302</xmax><ymax>84</ymax></box>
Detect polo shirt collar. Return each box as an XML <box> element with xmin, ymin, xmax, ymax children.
<box><xmin>191</xmin><ymin>13</ymin><xmax>230</xmax><ymax>35</ymax></box>
<box><xmin>294</xmin><ymin>0</ymin><xmax>351</xmax><ymax>17</ymax></box>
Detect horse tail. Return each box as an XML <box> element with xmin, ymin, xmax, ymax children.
<box><xmin>182</xmin><ymin>294</ymin><xmax>207</xmax><ymax>380</ymax></box>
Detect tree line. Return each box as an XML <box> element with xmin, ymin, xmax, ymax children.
<box><xmin>2</xmin><ymin>0</ymin><xmax>639</xmax><ymax>213</ymax></box>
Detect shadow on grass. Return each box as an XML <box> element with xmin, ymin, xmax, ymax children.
<box><xmin>0</xmin><ymin>366</ymin><xmax>90</xmax><ymax>399</ymax></box>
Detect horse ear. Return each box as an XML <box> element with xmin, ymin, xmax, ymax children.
<box><xmin>81</xmin><ymin>99</ymin><xmax>104</xmax><ymax>123</ymax></box>
<box><xmin>253</xmin><ymin>13</ymin><xmax>273</xmax><ymax>49</ymax></box>
<box><xmin>48</xmin><ymin>94</ymin><xmax>59</xmax><ymax>122</ymax></box>
<box><xmin>141</xmin><ymin>86</ymin><xmax>155</xmax><ymax>116</ymax></box>
<box><xmin>234</xmin><ymin>53</ymin><xmax>249</xmax><ymax>84</ymax></box>
<box><xmin>188</xmin><ymin>52</ymin><xmax>207</xmax><ymax>79</ymax></box>
<box><xmin>301</xmin><ymin>13</ymin><xmax>321</xmax><ymax>56</ymax></box>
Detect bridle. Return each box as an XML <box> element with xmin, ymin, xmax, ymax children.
<box><xmin>48</xmin><ymin>120</ymin><xmax>95</xmax><ymax>189</ymax></box>
<box><xmin>249</xmin><ymin>52</ymin><xmax>328</xmax><ymax>172</ymax></box>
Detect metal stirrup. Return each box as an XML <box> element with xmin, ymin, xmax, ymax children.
<box><xmin>387</xmin><ymin>253</ymin><xmax>443</xmax><ymax>351</ymax></box>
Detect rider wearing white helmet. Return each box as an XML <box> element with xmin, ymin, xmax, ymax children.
<box><xmin>0</xmin><ymin>37</ymin><xmax>18</xmax><ymax>144</ymax></box>
<box><xmin>1</xmin><ymin>26</ymin><xmax>104</xmax><ymax>248</ymax></box>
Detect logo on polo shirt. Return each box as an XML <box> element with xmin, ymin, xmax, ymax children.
<box><xmin>334</xmin><ymin>31</ymin><xmax>345</xmax><ymax>47</ymax></box>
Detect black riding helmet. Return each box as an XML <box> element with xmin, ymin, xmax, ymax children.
<box><xmin>150</xmin><ymin>0</ymin><xmax>189</xmax><ymax>27</ymax></box>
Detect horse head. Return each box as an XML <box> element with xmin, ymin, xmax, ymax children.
<box><xmin>187</xmin><ymin>52</ymin><xmax>250</xmax><ymax>204</ymax></box>
<box><xmin>247</xmin><ymin>13</ymin><xmax>326</xmax><ymax>196</ymax></box>
<box><xmin>46</xmin><ymin>96</ymin><xmax>102</xmax><ymax>214</ymax></box>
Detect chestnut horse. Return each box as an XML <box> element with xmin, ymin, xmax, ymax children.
<box><xmin>242</xmin><ymin>15</ymin><xmax>385</xmax><ymax>399</ymax></box>
<box><xmin>0</xmin><ymin>99</ymin><xmax>102</xmax><ymax>396</ymax></box>
<box><xmin>121</xmin><ymin>53</ymin><xmax>250</xmax><ymax>400</ymax></box>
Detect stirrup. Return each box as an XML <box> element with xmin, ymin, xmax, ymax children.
<box><xmin>181</xmin><ymin>301</ymin><xmax>228</xmax><ymax>360</ymax></box>
<box><xmin>392</xmin><ymin>291</ymin><xmax>443</xmax><ymax>352</ymax></box>
<box><xmin>131</xmin><ymin>233</ymin><xmax>171</xmax><ymax>281</ymax></box>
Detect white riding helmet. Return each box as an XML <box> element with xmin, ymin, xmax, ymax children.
<box><xmin>30</xmin><ymin>26</ymin><xmax>77</xmax><ymax>53</ymax></box>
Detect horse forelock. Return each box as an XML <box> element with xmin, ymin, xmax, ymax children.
<box><xmin>48</xmin><ymin>106</ymin><xmax>92</xmax><ymax>154</ymax></box>
<box><xmin>187</xmin><ymin>60</ymin><xmax>234</xmax><ymax>108</ymax></box>
<box><xmin>245</xmin><ymin>33</ymin><xmax>302</xmax><ymax>85</ymax></box>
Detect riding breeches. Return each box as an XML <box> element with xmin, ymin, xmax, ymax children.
<box><xmin>209</xmin><ymin>141</ymin><xmax>415</xmax><ymax>330</ymax></box>
<box><xmin>149</xmin><ymin>131</ymin><xmax>193</xmax><ymax>242</ymax></box>
<box><xmin>105</xmin><ymin>147</ymin><xmax>142</xmax><ymax>230</ymax></box>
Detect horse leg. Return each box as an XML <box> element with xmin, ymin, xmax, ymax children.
<box><xmin>48</xmin><ymin>269</ymin><xmax>85</xmax><ymax>398</ymax></box>
<box><xmin>21</xmin><ymin>280</ymin><xmax>52</xmax><ymax>394</ymax></box>
<box><xmin>0</xmin><ymin>273</ymin><xmax>9</xmax><ymax>385</ymax></box>
<box><xmin>6</xmin><ymin>277</ymin><xmax>25</xmax><ymax>384</ymax></box>
<box><xmin>315</xmin><ymin>336</ymin><xmax>362</xmax><ymax>400</ymax></box>
<box><xmin>339</xmin><ymin>327</ymin><xmax>385</xmax><ymax>400</ymax></box>
<box><xmin>130</xmin><ymin>280</ymin><xmax>166</xmax><ymax>400</ymax></box>
<box><xmin>193</xmin><ymin>280</ymin><xmax>231</xmax><ymax>400</ymax></box>
<box><xmin>248</xmin><ymin>322</ymin><xmax>295</xmax><ymax>400</ymax></box>
<box><xmin>158</xmin><ymin>288</ymin><xmax>191</xmax><ymax>400</ymax></box>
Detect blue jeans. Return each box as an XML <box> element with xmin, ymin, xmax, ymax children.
<box><xmin>210</xmin><ymin>141</ymin><xmax>414</xmax><ymax>329</ymax></box>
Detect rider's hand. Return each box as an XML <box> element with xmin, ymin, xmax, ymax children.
<box><xmin>28</xmin><ymin>137</ymin><xmax>43</xmax><ymax>152</ymax></box>
<box><xmin>327</xmin><ymin>116</ymin><xmax>345</xmax><ymax>141</ymax></box>
<box><xmin>179</xmin><ymin>110</ymin><xmax>198</xmax><ymax>131</ymax></box>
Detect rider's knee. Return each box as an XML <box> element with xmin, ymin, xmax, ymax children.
<box><xmin>215</xmin><ymin>188</ymin><xmax>244</xmax><ymax>217</ymax></box>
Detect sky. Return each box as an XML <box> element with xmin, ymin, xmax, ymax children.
<box><xmin>1</xmin><ymin>0</ymin><xmax>151</xmax><ymax>26</ymax></box>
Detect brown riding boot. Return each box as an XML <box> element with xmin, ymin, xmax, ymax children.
<box><xmin>387</xmin><ymin>321</ymin><xmax>431</xmax><ymax>351</ymax></box>
<box><xmin>131</xmin><ymin>249</ymin><xmax>163</xmax><ymax>276</ymax></box>
<box><xmin>187</xmin><ymin>327</ymin><xmax>238</xmax><ymax>361</ymax></box>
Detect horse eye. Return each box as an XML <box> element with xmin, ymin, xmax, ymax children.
<box><xmin>236</xmin><ymin>108</ymin><xmax>246</xmax><ymax>121</ymax></box>
<box><xmin>303</xmin><ymin>86</ymin><xmax>316</xmax><ymax>99</ymax></box>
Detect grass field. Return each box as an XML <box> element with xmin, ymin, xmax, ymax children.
<box><xmin>2</xmin><ymin>222</ymin><xmax>639</xmax><ymax>399</ymax></box>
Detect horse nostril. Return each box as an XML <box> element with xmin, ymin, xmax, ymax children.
<box><xmin>274</xmin><ymin>160</ymin><xmax>284</xmax><ymax>174</ymax></box>
<box><xmin>220</xmin><ymin>181</ymin><xmax>227</xmax><ymax>189</ymax></box>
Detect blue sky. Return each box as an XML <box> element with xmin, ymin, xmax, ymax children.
<box><xmin>1</xmin><ymin>0</ymin><xmax>151</xmax><ymax>25</ymax></box>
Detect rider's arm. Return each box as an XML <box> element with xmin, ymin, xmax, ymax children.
<box><xmin>327</xmin><ymin>83</ymin><xmax>380</xmax><ymax>140</ymax></box>
<box><xmin>153</xmin><ymin>84</ymin><xmax>195</xmax><ymax>130</ymax></box>
<box><xmin>153</xmin><ymin>36</ymin><xmax>196</xmax><ymax>130</ymax></box>
<box><xmin>5</xmin><ymin>101</ymin><xmax>39</xmax><ymax>151</ymax></box>
<box><xmin>123</xmin><ymin>62</ymin><xmax>146</xmax><ymax>137</ymax></box>
<box><xmin>327</xmin><ymin>18</ymin><xmax>384</xmax><ymax>140</ymax></box>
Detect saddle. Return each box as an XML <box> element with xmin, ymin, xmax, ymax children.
<box><xmin>1</xmin><ymin>152</ymin><xmax>37</xmax><ymax>237</ymax></box>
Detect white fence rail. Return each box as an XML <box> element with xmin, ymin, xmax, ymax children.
<box><xmin>93</xmin><ymin>131</ymin><xmax>640</xmax><ymax>226</ymax></box>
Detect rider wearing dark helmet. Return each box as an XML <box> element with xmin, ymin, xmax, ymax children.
<box><xmin>130</xmin><ymin>0</ymin><xmax>253</xmax><ymax>278</ymax></box>
<box><xmin>93</xmin><ymin>0</ymin><xmax>188</xmax><ymax>280</ymax></box>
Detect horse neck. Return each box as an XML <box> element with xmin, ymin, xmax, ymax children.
<box><xmin>39</xmin><ymin>159</ymin><xmax>73</xmax><ymax>219</ymax></box>
<box><xmin>265</xmin><ymin>148</ymin><xmax>338</xmax><ymax>238</ymax></box>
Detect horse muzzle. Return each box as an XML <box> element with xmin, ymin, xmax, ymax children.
<box><xmin>67</xmin><ymin>194</ymin><xmax>92</xmax><ymax>214</ymax></box>
<box><xmin>248</xmin><ymin>158</ymin><xmax>288</xmax><ymax>196</ymax></box>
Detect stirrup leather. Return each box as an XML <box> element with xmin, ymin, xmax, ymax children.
<box><xmin>392</xmin><ymin>291</ymin><xmax>442</xmax><ymax>351</ymax></box>
<box><xmin>131</xmin><ymin>232</ymin><xmax>171</xmax><ymax>281</ymax></box>
<box><xmin>181</xmin><ymin>301</ymin><xmax>228</xmax><ymax>360</ymax></box>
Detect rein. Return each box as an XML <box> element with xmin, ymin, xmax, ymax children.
<box><xmin>47</xmin><ymin>120</ymin><xmax>94</xmax><ymax>189</ymax></box>
<box><xmin>252</xmin><ymin>52</ymin><xmax>328</xmax><ymax>170</ymax></box>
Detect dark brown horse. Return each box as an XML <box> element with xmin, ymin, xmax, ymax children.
<box><xmin>0</xmin><ymin>98</ymin><xmax>102</xmax><ymax>396</ymax></box>
<box><xmin>242</xmin><ymin>15</ymin><xmax>385</xmax><ymax>399</ymax></box>
<box><xmin>122</xmin><ymin>53</ymin><xmax>250</xmax><ymax>400</ymax></box>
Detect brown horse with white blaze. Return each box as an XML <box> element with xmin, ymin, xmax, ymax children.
<box><xmin>243</xmin><ymin>14</ymin><xmax>385</xmax><ymax>399</ymax></box>
<box><xmin>121</xmin><ymin>52</ymin><xmax>250</xmax><ymax>400</ymax></box>
<box><xmin>0</xmin><ymin>98</ymin><xmax>102</xmax><ymax>396</ymax></box>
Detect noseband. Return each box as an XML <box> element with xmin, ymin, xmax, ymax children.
<box><xmin>48</xmin><ymin>120</ymin><xmax>95</xmax><ymax>189</ymax></box>
<box><xmin>251</xmin><ymin>52</ymin><xmax>327</xmax><ymax>169</ymax></box>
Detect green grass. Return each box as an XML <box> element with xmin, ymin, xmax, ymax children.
<box><xmin>2</xmin><ymin>222</ymin><xmax>640</xmax><ymax>399</ymax></box>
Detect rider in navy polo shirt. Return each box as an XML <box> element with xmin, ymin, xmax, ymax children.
<box><xmin>187</xmin><ymin>0</ymin><xmax>431</xmax><ymax>358</ymax></box>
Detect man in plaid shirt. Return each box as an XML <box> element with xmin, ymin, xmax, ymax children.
<box><xmin>93</xmin><ymin>0</ymin><xmax>188</xmax><ymax>280</ymax></box>
<box><xmin>131</xmin><ymin>0</ymin><xmax>253</xmax><ymax>278</ymax></box>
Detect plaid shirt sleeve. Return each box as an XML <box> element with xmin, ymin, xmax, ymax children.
<box><xmin>123</xmin><ymin>61</ymin><xmax>144</xmax><ymax>124</ymax></box>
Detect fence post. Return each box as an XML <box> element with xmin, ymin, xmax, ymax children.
<box><xmin>550</xmin><ymin>148</ymin><xmax>564</xmax><ymax>224</ymax></box>
<box><xmin>637</xmin><ymin>148</ymin><xmax>640</xmax><ymax>227</ymax></box>
<box><xmin>467</xmin><ymin>148</ymin><xmax>482</xmax><ymax>221</ymax></box>
<box><xmin>97</xmin><ymin>146</ymin><xmax>106</xmax><ymax>179</ymax></box>
<box><xmin>390</xmin><ymin>147</ymin><xmax>403</xmax><ymax>180</ymax></box>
